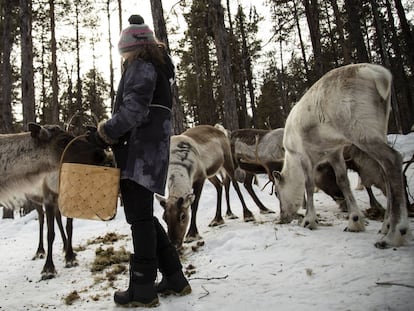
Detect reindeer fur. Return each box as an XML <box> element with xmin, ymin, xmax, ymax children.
<box><xmin>0</xmin><ymin>123</ymin><xmax>107</xmax><ymax>278</ymax></box>
<box><xmin>156</xmin><ymin>125</ymin><xmax>254</xmax><ymax>248</ymax></box>
<box><xmin>274</xmin><ymin>63</ymin><xmax>409</xmax><ymax>248</ymax></box>
<box><xmin>230</xmin><ymin>128</ymin><xmax>285</xmax><ymax>213</ymax></box>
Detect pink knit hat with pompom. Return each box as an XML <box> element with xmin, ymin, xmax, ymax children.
<box><xmin>118</xmin><ymin>15</ymin><xmax>156</xmax><ymax>53</ymax></box>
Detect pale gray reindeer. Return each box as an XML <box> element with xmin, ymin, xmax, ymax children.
<box><xmin>0</xmin><ymin>123</ymin><xmax>107</xmax><ymax>278</ymax></box>
<box><xmin>230</xmin><ymin>128</ymin><xmax>285</xmax><ymax>213</ymax></box>
<box><xmin>156</xmin><ymin>124</ymin><xmax>255</xmax><ymax>248</ymax></box>
<box><xmin>273</xmin><ymin>63</ymin><xmax>410</xmax><ymax>248</ymax></box>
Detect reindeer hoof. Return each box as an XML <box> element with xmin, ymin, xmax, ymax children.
<box><xmin>364</xmin><ymin>207</ymin><xmax>385</xmax><ymax>221</ymax></box>
<box><xmin>185</xmin><ymin>234</ymin><xmax>201</xmax><ymax>244</ymax></box>
<box><xmin>209</xmin><ymin>219</ymin><xmax>225</xmax><ymax>227</ymax></box>
<box><xmin>301</xmin><ymin>219</ymin><xmax>317</xmax><ymax>230</ymax></box>
<box><xmin>374</xmin><ymin>240</ymin><xmax>389</xmax><ymax>249</ymax></box>
<box><xmin>65</xmin><ymin>260</ymin><xmax>78</xmax><ymax>268</ymax></box>
<box><xmin>244</xmin><ymin>215</ymin><xmax>255</xmax><ymax>222</ymax></box>
<box><xmin>41</xmin><ymin>271</ymin><xmax>57</xmax><ymax>280</ymax></box>
<box><xmin>226</xmin><ymin>213</ymin><xmax>238</xmax><ymax>220</ymax></box>
<box><xmin>32</xmin><ymin>252</ymin><xmax>45</xmax><ymax>260</ymax></box>
<box><xmin>345</xmin><ymin>213</ymin><xmax>365</xmax><ymax>232</ymax></box>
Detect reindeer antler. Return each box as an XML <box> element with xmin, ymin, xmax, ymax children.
<box><xmin>64</xmin><ymin>111</ymin><xmax>80</xmax><ymax>131</ymax></box>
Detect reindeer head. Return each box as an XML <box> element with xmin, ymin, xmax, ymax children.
<box><xmin>273</xmin><ymin>170</ymin><xmax>305</xmax><ymax>224</ymax></box>
<box><xmin>156</xmin><ymin>193</ymin><xmax>195</xmax><ymax>249</ymax></box>
<box><xmin>28</xmin><ymin>122</ymin><xmax>108</xmax><ymax>166</ymax></box>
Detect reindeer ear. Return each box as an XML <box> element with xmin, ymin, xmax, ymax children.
<box><xmin>29</xmin><ymin>123</ymin><xmax>53</xmax><ymax>141</ymax></box>
<box><xmin>28</xmin><ymin>122</ymin><xmax>41</xmax><ymax>138</ymax></box>
<box><xmin>183</xmin><ymin>193</ymin><xmax>195</xmax><ymax>208</ymax></box>
<box><xmin>155</xmin><ymin>194</ymin><xmax>166</xmax><ymax>209</ymax></box>
<box><xmin>273</xmin><ymin>171</ymin><xmax>283</xmax><ymax>185</ymax></box>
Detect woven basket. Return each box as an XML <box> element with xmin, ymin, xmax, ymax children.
<box><xmin>58</xmin><ymin>135</ymin><xmax>120</xmax><ymax>221</ymax></box>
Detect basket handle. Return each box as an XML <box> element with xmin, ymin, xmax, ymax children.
<box><xmin>58</xmin><ymin>134</ymin><xmax>87</xmax><ymax>194</ymax></box>
<box><xmin>59</xmin><ymin>134</ymin><xmax>88</xmax><ymax>170</ymax></box>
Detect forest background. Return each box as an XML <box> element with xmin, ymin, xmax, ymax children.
<box><xmin>0</xmin><ymin>0</ymin><xmax>413</xmax><ymax>135</ymax></box>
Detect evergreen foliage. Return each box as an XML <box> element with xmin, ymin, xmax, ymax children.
<box><xmin>0</xmin><ymin>0</ymin><xmax>413</xmax><ymax>133</ymax></box>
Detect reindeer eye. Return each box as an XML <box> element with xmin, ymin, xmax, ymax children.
<box><xmin>179</xmin><ymin>213</ymin><xmax>186</xmax><ymax>222</ymax></box>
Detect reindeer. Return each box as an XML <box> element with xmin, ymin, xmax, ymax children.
<box><xmin>231</xmin><ymin>127</ymin><xmax>386</xmax><ymax>219</ymax></box>
<box><xmin>25</xmin><ymin>172</ymin><xmax>81</xmax><ymax>280</ymax></box>
<box><xmin>0</xmin><ymin>123</ymin><xmax>107</xmax><ymax>278</ymax></box>
<box><xmin>273</xmin><ymin>63</ymin><xmax>410</xmax><ymax>248</ymax></box>
<box><xmin>314</xmin><ymin>149</ymin><xmax>386</xmax><ymax>219</ymax></box>
<box><xmin>230</xmin><ymin>128</ymin><xmax>285</xmax><ymax>213</ymax></box>
<box><xmin>156</xmin><ymin>124</ymin><xmax>254</xmax><ymax>248</ymax></box>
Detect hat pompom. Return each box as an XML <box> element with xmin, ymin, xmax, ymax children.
<box><xmin>128</xmin><ymin>15</ymin><xmax>144</xmax><ymax>25</ymax></box>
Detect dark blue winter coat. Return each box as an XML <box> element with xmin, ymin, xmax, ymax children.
<box><xmin>98</xmin><ymin>56</ymin><xmax>174</xmax><ymax>195</ymax></box>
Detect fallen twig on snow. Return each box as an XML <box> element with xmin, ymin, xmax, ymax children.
<box><xmin>376</xmin><ymin>281</ymin><xmax>414</xmax><ymax>289</ymax></box>
<box><xmin>189</xmin><ymin>275</ymin><xmax>229</xmax><ymax>281</ymax></box>
<box><xmin>199</xmin><ymin>285</ymin><xmax>210</xmax><ymax>299</ymax></box>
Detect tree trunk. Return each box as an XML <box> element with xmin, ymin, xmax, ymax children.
<box><xmin>49</xmin><ymin>0</ymin><xmax>59</xmax><ymax>123</ymax></box>
<box><xmin>106</xmin><ymin>0</ymin><xmax>115</xmax><ymax>112</ymax></box>
<box><xmin>323</xmin><ymin>1</ymin><xmax>338</xmax><ymax>67</ymax></box>
<box><xmin>344</xmin><ymin>0</ymin><xmax>369</xmax><ymax>62</ymax></box>
<box><xmin>207</xmin><ymin>0</ymin><xmax>239</xmax><ymax>131</ymax></box>
<box><xmin>394</xmin><ymin>0</ymin><xmax>414</xmax><ymax>75</ymax></box>
<box><xmin>385</xmin><ymin>0</ymin><xmax>414</xmax><ymax>133</ymax></box>
<box><xmin>370</xmin><ymin>0</ymin><xmax>403</xmax><ymax>133</ymax></box>
<box><xmin>303</xmin><ymin>0</ymin><xmax>324</xmax><ymax>79</ymax></box>
<box><xmin>329</xmin><ymin>0</ymin><xmax>351</xmax><ymax>64</ymax></box>
<box><xmin>293</xmin><ymin>0</ymin><xmax>310</xmax><ymax>86</ymax></box>
<box><xmin>75</xmin><ymin>0</ymin><xmax>82</xmax><ymax>117</ymax></box>
<box><xmin>150</xmin><ymin>0</ymin><xmax>185</xmax><ymax>134</ymax></box>
<box><xmin>237</xmin><ymin>5</ymin><xmax>257</xmax><ymax>128</ymax></box>
<box><xmin>20</xmin><ymin>0</ymin><xmax>36</xmax><ymax>128</ymax></box>
<box><xmin>1</xmin><ymin>0</ymin><xmax>14</xmax><ymax>133</ymax></box>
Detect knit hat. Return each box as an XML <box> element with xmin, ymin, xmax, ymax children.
<box><xmin>118</xmin><ymin>15</ymin><xmax>156</xmax><ymax>53</ymax></box>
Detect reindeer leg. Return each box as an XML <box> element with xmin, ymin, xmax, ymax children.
<box><xmin>223</xmin><ymin>175</ymin><xmax>238</xmax><ymax>219</ymax></box>
<box><xmin>232</xmin><ymin>178</ymin><xmax>255</xmax><ymax>222</ymax></box>
<box><xmin>363</xmin><ymin>187</ymin><xmax>385</xmax><ymax>220</ymax></box>
<box><xmin>223</xmin><ymin>153</ymin><xmax>254</xmax><ymax>222</ymax></box>
<box><xmin>64</xmin><ymin>218</ymin><xmax>78</xmax><ymax>268</ymax></box>
<box><xmin>301</xmin><ymin>157</ymin><xmax>318</xmax><ymax>230</ymax></box>
<box><xmin>208</xmin><ymin>176</ymin><xmax>226</xmax><ymax>226</ymax></box>
<box><xmin>41</xmin><ymin>201</ymin><xmax>57</xmax><ymax>280</ymax></box>
<box><xmin>54</xmin><ymin>207</ymin><xmax>67</xmax><ymax>252</ymax></box>
<box><xmin>33</xmin><ymin>204</ymin><xmax>46</xmax><ymax>260</ymax></box>
<box><xmin>328</xmin><ymin>151</ymin><xmax>365</xmax><ymax>232</ymax></box>
<box><xmin>244</xmin><ymin>173</ymin><xmax>274</xmax><ymax>214</ymax></box>
<box><xmin>363</xmin><ymin>143</ymin><xmax>410</xmax><ymax>248</ymax></box>
<box><xmin>185</xmin><ymin>181</ymin><xmax>204</xmax><ymax>243</ymax></box>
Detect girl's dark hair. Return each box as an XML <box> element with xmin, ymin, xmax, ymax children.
<box><xmin>129</xmin><ymin>42</ymin><xmax>167</xmax><ymax>65</ymax></box>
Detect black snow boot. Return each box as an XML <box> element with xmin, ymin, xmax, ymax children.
<box><xmin>153</xmin><ymin>217</ymin><xmax>191</xmax><ymax>296</ymax></box>
<box><xmin>156</xmin><ymin>270</ymin><xmax>192</xmax><ymax>296</ymax></box>
<box><xmin>114</xmin><ymin>255</ymin><xmax>159</xmax><ymax>308</ymax></box>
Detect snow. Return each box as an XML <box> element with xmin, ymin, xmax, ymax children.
<box><xmin>1</xmin><ymin>133</ymin><xmax>414</xmax><ymax>311</ymax></box>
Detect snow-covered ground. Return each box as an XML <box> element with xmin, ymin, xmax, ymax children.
<box><xmin>1</xmin><ymin>133</ymin><xmax>413</xmax><ymax>311</ymax></box>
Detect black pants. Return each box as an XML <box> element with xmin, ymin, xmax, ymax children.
<box><xmin>120</xmin><ymin>179</ymin><xmax>182</xmax><ymax>282</ymax></box>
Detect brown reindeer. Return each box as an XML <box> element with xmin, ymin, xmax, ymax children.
<box><xmin>156</xmin><ymin>125</ymin><xmax>254</xmax><ymax>248</ymax></box>
<box><xmin>25</xmin><ymin>172</ymin><xmax>80</xmax><ymax>280</ymax></box>
<box><xmin>273</xmin><ymin>63</ymin><xmax>410</xmax><ymax>248</ymax></box>
<box><xmin>0</xmin><ymin>123</ymin><xmax>107</xmax><ymax>279</ymax></box>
